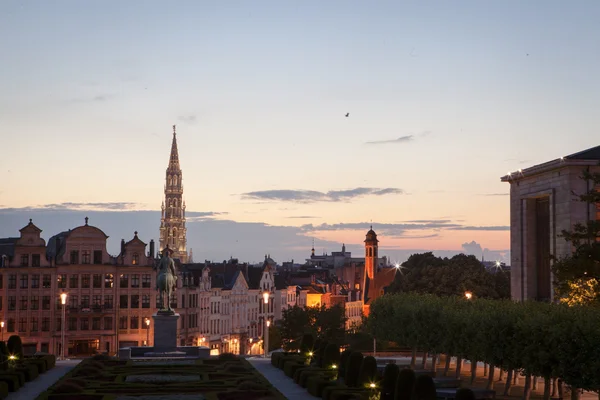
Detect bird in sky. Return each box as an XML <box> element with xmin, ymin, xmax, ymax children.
<box><xmin>345</xmin><ymin>113</ymin><xmax>349</xmax><ymax>117</ymax></box>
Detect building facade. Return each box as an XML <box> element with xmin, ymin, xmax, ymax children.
<box><xmin>159</xmin><ymin>125</ymin><xmax>188</xmax><ymax>263</ymax></box>
<box><xmin>501</xmin><ymin>145</ymin><xmax>600</xmax><ymax>302</ymax></box>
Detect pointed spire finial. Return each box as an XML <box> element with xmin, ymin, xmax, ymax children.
<box><xmin>134</xmin><ymin>231</ymin><xmax>138</xmax><ymax>237</ymax></box>
<box><xmin>29</xmin><ymin>218</ymin><xmax>32</xmax><ymax>223</ymax></box>
<box><xmin>173</xmin><ymin>124</ymin><xmax>176</xmax><ymax>136</ymax></box>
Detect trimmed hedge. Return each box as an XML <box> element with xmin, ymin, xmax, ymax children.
<box><xmin>344</xmin><ymin>351</ymin><xmax>364</xmax><ymax>388</ymax></box>
<box><xmin>369</xmin><ymin>293</ymin><xmax>600</xmax><ymax>391</ymax></box>
<box><xmin>381</xmin><ymin>363</ymin><xmax>400</xmax><ymax>400</ymax></box>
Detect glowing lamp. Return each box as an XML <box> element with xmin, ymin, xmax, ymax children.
<box><xmin>369</xmin><ymin>383</ymin><xmax>376</xmax><ymax>388</ymax></box>
<box><xmin>145</xmin><ymin>318</ymin><xmax>150</xmax><ymax>326</ymax></box>
<box><xmin>8</xmin><ymin>355</ymin><xmax>15</xmax><ymax>360</ymax></box>
<box><xmin>60</xmin><ymin>293</ymin><xmax>67</xmax><ymax>305</ymax></box>
<box><xmin>332</xmin><ymin>364</ymin><xmax>337</xmax><ymax>369</ymax></box>
<box><xmin>308</xmin><ymin>351</ymin><xmax>313</xmax><ymax>357</ymax></box>
<box><xmin>1</xmin><ymin>321</ymin><xmax>4</xmax><ymax>328</ymax></box>
<box><xmin>266</xmin><ymin>320</ymin><xmax>271</xmax><ymax>327</ymax></box>
<box><xmin>262</xmin><ymin>292</ymin><xmax>269</xmax><ymax>304</ymax></box>
<box><xmin>464</xmin><ymin>291</ymin><xmax>473</xmax><ymax>300</ymax></box>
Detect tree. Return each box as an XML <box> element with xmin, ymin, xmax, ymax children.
<box><xmin>387</xmin><ymin>252</ymin><xmax>510</xmax><ymax>299</ymax></box>
<box><xmin>279</xmin><ymin>304</ymin><xmax>347</xmax><ymax>349</ymax></box>
<box><xmin>268</xmin><ymin>325</ymin><xmax>282</xmax><ymax>352</ymax></box>
<box><xmin>552</xmin><ymin>167</ymin><xmax>600</xmax><ymax>306</ymax></box>
<box><xmin>279</xmin><ymin>305</ymin><xmax>312</xmax><ymax>350</ymax></box>
<box><xmin>313</xmin><ymin>304</ymin><xmax>347</xmax><ymax>344</ymax></box>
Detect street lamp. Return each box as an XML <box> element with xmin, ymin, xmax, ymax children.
<box><xmin>60</xmin><ymin>292</ymin><xmax>67</xmax><ymax>360</ymax></box>
<box><xmin>465</xmin><ymin>291</ymin><xmax>473</xmax><ymax>300</ymax></box>
<box><xmin>145</xmin><ymin>318</ymin><xmax>150</xmax><ymax>346</ymax></box>
<box><xmin>262</xmin><ymin>292</ymin><xmax>269</xmax><ymax>358</ymax></box>
<box><xmin>1</xmin><ymin>321</ymin><xmax>4</xmax><ymax>341</ymax></box>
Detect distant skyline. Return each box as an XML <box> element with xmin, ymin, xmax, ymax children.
<box><xmin>1</xmin><ymin>1</ymin><xmax>599</xmax><ymax>262</ymax></box>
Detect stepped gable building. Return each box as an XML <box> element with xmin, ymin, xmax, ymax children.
<box><xmin>0</xmin><ymin>217</ymin><xmax>158</xmax><ymax>357</ymax></box>
<box><xmin>501</xmin><ymin>145</ymin><xmax>600</xmax><ymax>302</ymax></box>
<box><xmin>159</xmin><ymin>125</ymin><xmax>188</xmax><ymax>263</ymax></box>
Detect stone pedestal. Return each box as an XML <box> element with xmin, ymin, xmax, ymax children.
<box><xmin>152</xmin><ymin>312</ymin><xmax>180</xmax><ymax>353</ymax></box>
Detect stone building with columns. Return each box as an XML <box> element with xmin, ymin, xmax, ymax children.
<box><xmin>501</xmin><ymin>145</ymin><xmax>600</xmax><ymax>302</ymax></box>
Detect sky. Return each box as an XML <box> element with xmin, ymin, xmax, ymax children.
<box><xmin>0</xmin><ymin>1</ymin><xmax>599</xmax><ymax>264</ymax></box>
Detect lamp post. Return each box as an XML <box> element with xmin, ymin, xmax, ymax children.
<box><xmin>262</xmin><ymin>291</ymin><xmax>269</xmax><ymax>358</ymax></box>
<box><xmin>60</xmin><ymin>292</ymin><xmax>67</xmax><ymax>360</ymax></box>
<box><xmin>1</xmin><ymin>321</ymin><xmax>4</xmax><ymax>341</ymax></box>
<box><xmin>465</xmin><ymin>291</ymin><xmax>473</xmax><ymax>300</ymax></box>
<box><xmin>145</xmin><ymin>318</ymin><xmax>150</xmax><ymax>346</ymax></box>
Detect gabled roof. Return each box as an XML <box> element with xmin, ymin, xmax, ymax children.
<box><xmin>565</xmin><ymin>145</ymin><xmax>600</xmax><ymax>161</ymax></box>
<box><xmin>124</xmin><ymin>231</ymin><xmax>147</xmax><ymax>247</ymax></box>
<box><xmin>46</xmin><ymin>230</ymin><xmax>71</xmax><ymax>260</ymax></box>
<box><xmin>19</xmin><ymin>219</ymin><xmax>42</xmax><ymax>234</ymax></box>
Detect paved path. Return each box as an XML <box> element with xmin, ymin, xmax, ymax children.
<box><xmin>7</xmin><ymin>359</ymin><xmax>81</xmax><ymax>400</ymax></box>
<box><xmin>248</xmin><ymin>358</ymin><xmax>314</xmax><ymax>400</ymax></box>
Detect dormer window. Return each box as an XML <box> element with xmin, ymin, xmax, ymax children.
<box><xmin>70</xmin><ymin>251</ymin><xmax>79</xmax><ymax>265</ymax></box>
<box><xmin>132</xmin><ymin>253</ymin><xmax>139</xmax><ymax>265</ymax></box>
<box><xmin>82</xmin><ymin>251</ymin><xmax>91</xmax><ymax>264</ymax></box>
<box><xmin>20</xmin><ymin>254</ymin><xmax>29</xmax><ymax>267</ymax></box>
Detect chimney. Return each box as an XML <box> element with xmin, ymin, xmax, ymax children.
<box><xmin>120</xmin><ymin>239</ymin><xmax>126</xmax><ymax>256</ymax></box>
<box><xmin>149</xmin><ymin>240</ymin><xmax>155</xmax><ymax>259</ymax></box>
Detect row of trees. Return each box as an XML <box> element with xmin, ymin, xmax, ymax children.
<box><xmin>278</xmin><ymin>304</ymin><xmax>347</xmax><ymax>350</ymax></box>
<box><xmin>367</xmin><ymin>293</ymin><xmax>600</xmax><ymax>395</ymax></box>
<box><xmin>387</xmin><ymin>253</ymin><xmax>510</xmax><ymax>299</ymax></box>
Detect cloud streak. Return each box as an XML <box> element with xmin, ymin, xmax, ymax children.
<box><xmin>365</xmin><ymin>135</ymin><xmax>413</xmax><ymax>145</ymax></box>
<box><xmin>240</xmin><ymin>187</ymin><xmax>404</xmax><ymax>203</ymax></box>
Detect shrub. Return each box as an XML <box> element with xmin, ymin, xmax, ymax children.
<box><xmin>344</xmin><ymin>351</ymin><xmax>364</xmax><ymax>388</ymax></box>
<box><xmin>15</xmin><ymin>363</ymin><xmax>38</xmax><ymax>381</ymax></box>
<box><xmin>413</xmin><ymin>375</ymin><xmax>437</xmax><ymax>400</ymax></box>
<box><xmin>92</xmin><ymin>354</ymin><xmax>112</xmax><ymax>361</ymax></box>
<box><xmin>317</xmin><ymin>341</ymin><xmax>329</xmax><ymax>368</ymax></box>
<box><xmin>301</xmin><ymin>334</ymin><xmax>315</xmax><ymax>354</ymax></box>
<box><xmin>0</xmin><ymin>374</ymin><xmax>20</xmax><ymax>392</ymax></box>
<box><xmin>307</xmin><ymin>375</ymin><xmax>337</xmax><ymax>397</ymax></box>
<box><xmin>53</xmin><ymin>378</ymin><xmax>87</xmax><ymax>394</ymax></box>
<box><xmin>455</xmin><ymin>388</ymin><xmax>476</xmax><ymax>400</ymax></box>
<box><xmin>238</xmin><ymin>380</ymin><xmax>265</xmax><ymax>390</ymax></box>
<box><xmin>6</xmin><ymin>336</ymin><xmax>23</xmax><ymax>361</ymax></box>
<box><xmin>218</xmin><ymin>353</ymin><xmax>239</xmax><ymax>361</ymax></box>
<box><xmin>339</xmin><ymin>349</ymin><xmax>352</xmax><ymax>379</ymax></box>
<box><xmin>0</xmin><ymin>381</ymin><xmax>8</xmax><ymax>399</ymax></box>
<box><xmin>323</xmin><ymin>344</ymin><xmax>341</xmax><ymax>369</ymax></box>
<box><xmin>394</xmin><ymin>368</ymin><xmax>416</xmax><ymax>400</ymax></box>
<box><xmin>357</xmin><ymin>356</ymin><xmax>377</xmax><ymax>388</ymax></box>
<box><xmin>382</xmin><ymin>363</ymin><xmax>400</xmax><ymax>400</ymax></box>
<box><xmin>25</xmin><ymin>358</ymin><xmax>47</xmax><ymax>374</ymax></box>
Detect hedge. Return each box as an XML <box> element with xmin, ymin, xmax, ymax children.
<box><xmin>368</xmin><ymin>293</ymin><xmax>600</xmax><ymax>391</ymax></box>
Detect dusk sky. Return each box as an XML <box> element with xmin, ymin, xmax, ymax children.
<box><xmin>1</xmin><ymin>1</ymin><xmax>598</xmax><ymax>264</ymax></box>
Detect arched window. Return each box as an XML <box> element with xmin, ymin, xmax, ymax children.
<box><xmin>173</xmin><ymin>175</ymin><xmax>178</xmax><ymax>186</ymax></box>
<box><xmin>168</xmin><ymin>176</ymin><xmax>172</xmax><ymax>186</ymax></box>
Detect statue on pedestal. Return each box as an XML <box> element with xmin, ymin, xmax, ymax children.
<box><xmin>154</xmin><ymin>246</ymin><xmax>178</xmax><ymax>313</ymax></box>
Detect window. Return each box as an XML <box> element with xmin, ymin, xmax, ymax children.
<box><xmin>31</xmin><ymin>317</ymin><xmax>38</xmax><ymax>332</ymax></box>
<box><xmin>131</xmin><ymin>274</ymin><xmax>140</xmax><ymax>288</ymax></box>
<box><xmin>93</xmin><ymin>274</ymin><xmax>102</xmax><ymax>288</ymax></box>
<box><xmin>42</xmin><ymin>296</ymin><xmax>50</xmax><ymax>310</ymax></box>
<box><xmin>32</xmin><ymin>254</ymin><xmax>40</xmax><ymax>267</ymax></box>
<box><xmin>130</xmin><ymin>316</ymin><xmax>139</xmax><ymax>329</ymax></box>
<box><xmin>8</xmin><ymin>296</ymin><xmax>15</xmax><ymax>311</ymax></box>
<box><xmin>104</xmin><ymin>274</ymin><xmax>113</xmax><ymax>288</ymax></box>
<box><xmin>104</xmin><ymin>317</ymin><xmax>113</xmax><ymax>331</ymax></box>
<box><xmin>119</xmin><ymin>274</ymin><xmax>129</xmax><ymax>288</ymax></box>
<box><xmin>31</xmin><ymin>274</ymin><xmax>40</xmax><ymax>289</ymax></box>
<box><xmin>19</xmin><ymin>274</ymin><xmax>28</xmax><ymax>289</ymax></box>
<box><xmin>156</xmin><ymin>295</ymin><xmax>161</xmax><ymax>308</ymax></box>
<box><xmin>68</xmin><ymin>317</ymin><xmax>77</xmax><ymax>331</ymax></box>
<box><xmin>170</xmin><ymin>293</ymin><xmax>177</xmax><ymax>309</ymax></box>
<box><xmin>20</xmin><ymin>254</ymin><xmax>29</xmax><ymax>267</ymax></box>
<box><xmin>104</xmin><ymin>295</ymin><xmax>113</xmax><ymax>309</ymax></box>
<box><xmin>20</xmin><ymin>296</ymin><xmax>27</xmax><ymax>310</ymax></box>
<box><xmin>132</xmin><ymin>253</ymin><xmax>139</xmax><ymax>265</ymax></box>
<box><xmin>69</xmin><ymin>295</ymin><xmax>78</xmax><ymax>309</ymax></box>
<box><xmin>19</xmin><ymin>318</ymin><xmax>27</xmax><ymax>332</ymax></box>
<box><xmin>31</xmin><ymin>296</ymin><xmax>39</xmax><ymax>310</ymax></box>
<box><xmin>42</xmin><ymin>317</ymin><xmax>50</xmax><ymax>332</ymax></box>
<box><xmin>82</xmin><ymin>250</ymin><xmax>91</xmax><ymax>264</ymax></box>
<box><xmin>8</xmin><ymin>274</ymin><xmax>16</xmax><ymax>289</ymax></box>
<box><xmin>7</xmin><ymin>319</ymin><xmax>15</xmax><ymax>333</ymax></box>
<box><xmin>69</xmin><ymin>274</ymin><xmax>78</xmax><ymax>288</ymax></box>
<box><xmin>81</xmin><ymin>295</ymin><xmax>90</xmax><ymax>308</ymax></box>
<box><xmin>57</xmin><ymin>274</ymin><xmax>67</xmax><ymax>289</ymax></box>
<box><xmin>93</xmin><ymin>295</ymin><xmax>102</xmax><ymax>308</ymax></box>
<box><xmin>142</xmin><ymin>295</ymin><xmax>150</xmax><ymax>309</ymax></box>
<box><xmin>70</xmin><ymin>250</ymin><xmax>79</xmax><ymax>264</ymax></box>
<box><xmin>92</xmin><ymin>317</ymin><xmax>101</xmax><ymax>330</ymax></box>
<box><xmin>142</xmin><ymin>274</ymin><xmax>151</xmax><ymax>288</ymax></box>
<box><xmin>131</xmin><ymin>295</ymin><xmax>139</xmax><ymax>308</ymax></box>
<box><xmin>81</xmin><ymin>274</ymin><xmax>90</xmax><ymax>288</ymax></box>
<box><xmin>80</xmin><ymin>318</ymin><xmax>89</xmax><ymax>331</ymax></box>
<box><xmin>119</xmin><ymin>316</ymin><xmax>128</xmax><ymax>330</ymax></box>
<box><xmin>42</xmin><ymin>274</ymin><xmax>51</xmax><ymax>288</ymax></box>
<box><xmin>93</xmin><ymin>250</ymin><xmax>102</xmax><ymax>264</ymax></box>
<box><xmin>119</xmin><ymin>295</ymin><xmax>128</xmax><ymax>309</ymax></box>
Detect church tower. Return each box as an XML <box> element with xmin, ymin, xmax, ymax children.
<box><xmin>159</xmin><ymin>125</ymin><xmax>188</xmax><ymax>262</ymax></box>
<box><xmin>364</xmin><ymin>226</ymin><xmax>378</xmax><ymax>279</ymax></box>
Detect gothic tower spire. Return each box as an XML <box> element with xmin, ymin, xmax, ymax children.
<box><xmin>159</xmin><ymin>124</ymin><xmax>188</xmax><ymax>263</ymax></box>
